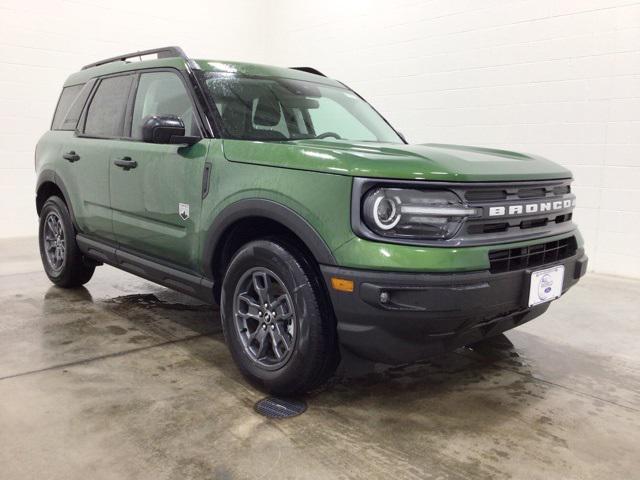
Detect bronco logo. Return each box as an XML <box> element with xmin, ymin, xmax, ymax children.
<box><xmin>488</xmin><ymin>198</ymin><xmax>576</xmax><ymax>217</ymax></box>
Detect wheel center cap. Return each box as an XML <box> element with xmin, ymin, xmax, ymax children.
<box><xmin>264</xmin><ymin>313</ymin><xmax>272</xmax><ymax>323</ymax></box>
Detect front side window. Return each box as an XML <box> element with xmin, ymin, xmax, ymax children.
<box><xmin>83</xmin><ymin>75</ymin><xmax>133</xmax><ymax>138</ymax></box>
<box><xmin>131</xmin><ymin>71</ymin><xmax>200</xmax><ymax>139</ymax></box>
<box><xmin>204</xmin><ymin>73</ymin><xmax>402</xmax><ymax>143</ymax></box>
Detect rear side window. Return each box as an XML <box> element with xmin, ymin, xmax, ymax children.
<box><xmin>51</xmin><ymin>84</ymin><xmax>83</xmax><ymax>130</ymax></box>
<box><xmin>83</xmin><ymin>75</ymin><xmax>133</xmax><ymax>138</ymax></box>
<box><xmin>58</xmin><ymin>82</ymin><xmax>94</xmax><ymax>131</ymax></box>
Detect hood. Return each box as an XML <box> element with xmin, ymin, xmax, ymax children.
<box><xmin>222</xmin><ymin>139</ymin><xmax>572</xmax><ymax>182</ymax></box>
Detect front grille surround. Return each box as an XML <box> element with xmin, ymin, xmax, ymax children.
<box><xmin>351</xmin><ymin>177</ymin><xmax>577</xmax><ymax>248</ymax></box>
<box><xmin>458</xmin><ymin>179</ymin><xmax>575</xmax><ymax>244</ymax></box>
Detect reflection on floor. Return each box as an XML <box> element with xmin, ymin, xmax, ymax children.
<box><xmin>1</xmin><ymin>237</ymin><xmax>639</xmax><ymax>480</ymax></box>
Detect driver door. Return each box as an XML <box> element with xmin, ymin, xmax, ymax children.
<box><xmin>109</xmin><ymin>70</ymin><xmax>208</xmax><ymax>271</ymax></box>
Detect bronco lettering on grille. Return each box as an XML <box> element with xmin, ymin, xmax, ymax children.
<box><xmin>488</xmin><ymin>199</ymin><xmax>575</xmax><ymax>217</ymax></box>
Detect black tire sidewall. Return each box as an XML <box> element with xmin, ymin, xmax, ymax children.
<box><xmin>38</xmin><ymin>196</ymin><xmax>90</xmax><ymax>286</ymax></box>
<box><xmin>221</xmin><ymin>240</ymin><xmax>328</xmax><ymax>394</ymax></box>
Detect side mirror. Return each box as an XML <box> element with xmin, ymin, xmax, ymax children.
<box><xmin>141</xmin><ymin>115</ymin><xmax>200</xmax><ymax>146</ymax></box>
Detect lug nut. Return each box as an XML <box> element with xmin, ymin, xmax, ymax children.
<box><xmin>262</xmin><ymin>324</ymin><xmax>267</xmax><ymax>330</ymax></box>
<box><xmin>258</xmin><ymin>311</ymin><xmax>263</xmax><ymax>317</ymax></box>
<box><xmin>271</xmin><ymin>324</ymin><xmax>275</xmax><ymax>330</ymax></box>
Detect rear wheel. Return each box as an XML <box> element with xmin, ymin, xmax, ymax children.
<box><xmin>220</xmin><ymin>239</ymin><xmax>339</xmax><ymax>395</ymax></box>
<box><xmin>38</xmin><ymin>196</ymin><xmax>95</xmax><ymax>287</ymax></box>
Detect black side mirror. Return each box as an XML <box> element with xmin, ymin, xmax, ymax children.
<box><xmin>141</xmin><ymin>115</ymin><xmax>200</xmax><ymax>146</ymax></box>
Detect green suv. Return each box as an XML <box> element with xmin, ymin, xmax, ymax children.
<box><xmin>36</xmin><ymin>47</ymin><xmax>587</xmax><ymax>394</ymax></box>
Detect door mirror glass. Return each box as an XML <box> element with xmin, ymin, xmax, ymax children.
<box><xmin>141</xmin><ymin>114</ymin><xmax>199</xmax><ymax>145</ymax></box>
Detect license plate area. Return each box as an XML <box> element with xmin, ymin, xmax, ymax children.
<box><xmin>528</xmin><ymin>265</ymin><xmax>565</xmax><ymax>307</ymax></box>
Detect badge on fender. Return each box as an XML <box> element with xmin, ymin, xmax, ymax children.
<box><xmin>179</xmin><ymin>203</ymin><xmax>190</xmax><ymax>220</ymax></box>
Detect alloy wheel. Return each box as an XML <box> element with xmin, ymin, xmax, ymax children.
<box><xmin>233</xmin><ymin>267</ymin><xmax>297</xmax><ymax>369</ymax></box>
<box><xmin>43</xmin><ymin>212</ymin><xmax>66</xmax><ymax>273</ymax></box>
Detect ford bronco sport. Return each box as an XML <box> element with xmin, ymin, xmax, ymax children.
<box><xmin>36</xmin><ymin>47</ymin><xmax>587</xmax><ymax>394</ymax></box>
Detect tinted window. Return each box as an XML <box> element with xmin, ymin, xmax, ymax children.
<box><xmin>58</xmin><ymin>82</ymin><xmax>93</xmax><ymax>131</ymax></box>
<box><xmin>84</xmin><ymin>75</ymin><xmax>133</xmax><ymax>138</ymax></box>
<box><xmin>131</xmin><ymin>72</ymin><xmax>199</xmax><ymax>139</ymax></box>
<box><xmin>51</xmin><ymin>84</ymin><xmax>83</xmax><ymax>130</ymax></box>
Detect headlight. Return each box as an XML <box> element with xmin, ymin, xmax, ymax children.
<box><xmin>362</xmin><ymin>188</ymin><xmax>477</xmax><ymax>240</ymax></box>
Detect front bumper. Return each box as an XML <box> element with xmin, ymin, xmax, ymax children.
<box><xmin>321</xmin><ymin>249</ymin><xmax>588</xmax><ymax>364</ymax></box>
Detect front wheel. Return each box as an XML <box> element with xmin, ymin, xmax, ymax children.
<box><xmin>220</xmin><ymin>239</ymin><xmax>339</xmax><ymax>395</ymax></box>
<box><xmin>38</xmin><ymin>196</ymin><xmax>95</xmax><ymax>288</ymax></box>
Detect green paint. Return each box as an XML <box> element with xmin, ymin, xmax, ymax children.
<box><xmin>38</xmin><ymin>55</ymin><xmax>580</xmax><ymax>280</ymax></box>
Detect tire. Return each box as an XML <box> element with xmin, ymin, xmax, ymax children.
<box><xmin>220</xmin><ymin>239</ymin><xmax>339</xmax><ymax>395</ymax></box>
<box><xmin>38</xmin><ymin>196</ymin><xmax>95</xmax><ymax>288</ymax></box>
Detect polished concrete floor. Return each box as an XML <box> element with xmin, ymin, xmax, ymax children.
<box><xmin>1</xmin><ymin>237</ymin><xmax>639</xmax><ymax>480</ymax></box>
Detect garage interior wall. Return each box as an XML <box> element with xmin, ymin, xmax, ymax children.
<box><xmin>266</xmin><ymin>0</ymin><xmax>640</xmax><ymax>279</ymax></box>
<box><xmin>2</xmin><ymin>0</ymin><xmax>639</xmax><ymax>279</ymax></box>
<box><xmin>0</xmin><ymin>0</ymin><xmax>268</xmax><ymax>238</ymax></box>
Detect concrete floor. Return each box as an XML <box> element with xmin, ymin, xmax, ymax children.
<box><xmin>1</xmin><ymin>237</ymin><xmax>639</xmax><ymax>480</ymax></box>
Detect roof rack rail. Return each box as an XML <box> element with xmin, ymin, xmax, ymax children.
<box><xmin>81</xmin><ymin>46</ymin><xmax>189</xmax><ymax>70</ymax></box>
<box><xmin>290</xmin><ymin>66</ymin><xmax>326</xmax><ymax>77</ymax></box>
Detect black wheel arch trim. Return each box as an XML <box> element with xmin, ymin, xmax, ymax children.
<box><xmin>36</xmin><ymin>169</ymin><xmax>80</xmax><ymax>231</ymax></box>
<box><xmin>203</xmin><ymin>198</ymin><xmax>337</xmax><ymax>279</ymax></box>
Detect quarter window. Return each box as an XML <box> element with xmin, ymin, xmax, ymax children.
<box><xmin>58</xmin><ymin>82</ymin><xmax>93</xmax><ymax>131</ymax></box>
<box><xmin>51</xmin><ymin>84</ymin><xmax>83</xmax><ymax>130</ymax></box>
<box><xmin>131</xmin><ymin>72</ymin><xmax>199</xmax><ymax>140</ymax></box>
<box><xmin>84</xmin><ymin>75</ymin><xmax>133</xmax><ymax>138</ymax></box>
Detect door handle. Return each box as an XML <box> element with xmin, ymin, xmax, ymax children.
<box><xmin>113</xmin><ymin>156</ymin><xmax>137</xmax><ymax>171</ymax></box>
<box><xmin>63</xmin><ymin>151</ymin><xmax>80</xmax><ymax>162</ymax></box>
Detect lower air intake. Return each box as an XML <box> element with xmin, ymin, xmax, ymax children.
<box><xmin>489</xmin><ymin>236</ymin><xmax>577</xmax><ymax>274</ymax></box>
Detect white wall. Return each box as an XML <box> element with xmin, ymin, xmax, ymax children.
<box><xmin>0</xmin><ymin>0</ymin><xmax>268</xmax><ymax>238</ymax></box>
<box><xmin>2</xmin><ymin>0</ymin><xmax>639</xmax><ymax>278</ymax></box>
<box><xmin>267</xmin><ymin>0</ymin><xmax>640</xmax><ymax>278</ymax></box>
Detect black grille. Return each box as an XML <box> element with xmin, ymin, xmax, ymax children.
<box><xmin>518</xmin><ymin>187</ymin><xmax>546</xmax><ymax>198</ymax></box>
<box><xmin>489</xmin><ymin>236</ymin><xmax>577</xmax><ymax>273</ymax></box>
<box><xmin>460</xmin><ymin>179</ymin><xmax>576</xmax><ymax>243</ymax></box>
<box><xmin>463</xmin><ymin>184</ymin><xmax>571</xmax><ymax>203</ymax></box>
<box><xmin>465</xmin><ymin>189</ymin><xmax>507</xmax><ymax>202</ymax></box>
<box><xmin>553</xmin><ymin>185</ymin><xmax>571</xmax><ymax>196</ymax></box>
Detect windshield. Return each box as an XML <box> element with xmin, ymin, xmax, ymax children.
<box><xmin>204</xmin><ymin>73</ymin><xmax>403</xmax><ymax>143</ymax></box>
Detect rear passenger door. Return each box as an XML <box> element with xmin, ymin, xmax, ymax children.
<box><xmin>109</xmin><ymin>70</ymin><xmax>208</xmax><ymax>271</ymax></box>
<box><xmin>68</xmin><ymin>74</ymin><xmax>134</xmax><ymax>242</ymax></box>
